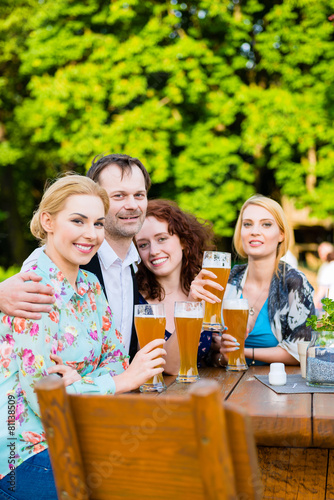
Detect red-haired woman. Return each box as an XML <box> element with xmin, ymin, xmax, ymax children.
<box><xmin>135</xmin><ymin>199</ymin><xmax>215</xmax><ymax>374</ymax></box>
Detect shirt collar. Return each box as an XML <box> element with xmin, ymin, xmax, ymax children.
<box><xmin>98</xmin><ymin>239</ymin><xmax>140</xmax><ymax>270</ymax></box>
<box><xmin>36</xmin><ymin>251</ymin><xmax>90</xmax><ymax>306</ymax></box>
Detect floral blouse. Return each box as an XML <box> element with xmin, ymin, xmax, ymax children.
<box><xmin>0</xmin><ymin>251</ymin><xmax>129</xmax><ymax>478</ymax></box>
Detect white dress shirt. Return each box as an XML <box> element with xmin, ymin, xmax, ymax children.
<box><xmin>97</xmin><ymin>240</ymin><xmax>139</xmax><ymax>354</ymax></box>
<box><xmin>21</xmin><ymin>241</ymin><xmax>140</xmax><ymax>354</ymax></box>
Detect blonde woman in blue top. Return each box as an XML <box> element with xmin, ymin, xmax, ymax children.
<box><xmin>0</xmin><ymin>175</ymin><xmax>165</xmax><ymax>500</ymax></box>
<box><xmin>191</xmin><ymin>195</ymin><xmax>314</xmax><ymax>367</ymax></box>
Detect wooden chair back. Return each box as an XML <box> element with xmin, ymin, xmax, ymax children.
<box><xmin>36</xmin><ymin>376</ymin><xmax>262</xmax><ymax>500</ymax></box>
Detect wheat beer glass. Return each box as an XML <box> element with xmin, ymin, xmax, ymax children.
<box><xmin>202</xmin><ymin>251</ymin><xmax>231</xmax><ymax>332</ymax></box>
<box><xmin>134</xmin><ymin>304</ymin><xmax>167</xmax><ymax>392</ymax></box>
<box><xmin>174</xmin><ymin>301</ymin><xmax>204</xmax><ymax>383</ymax></box>
<box><xmin>223</xmin><ymin>299</ymin><xmax>249</xmax><ymax>371</ymax></box>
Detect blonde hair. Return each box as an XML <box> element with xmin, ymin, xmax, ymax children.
<box><xmin>30</xmin><ymin>174</ymin><xmax>109</xmax><ymax>244</ymax></box>
<box><xmin>233</xmin><ymin>194</ymin><xmax>290</xmax><ymax>273</ymax></box>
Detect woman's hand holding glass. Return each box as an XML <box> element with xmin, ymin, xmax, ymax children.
<box><xmin>48</xmin><ymin>341</ymin><xmax>167</xmax><ymax>394</ymax></box>
<box><xmin>114</xmin><ymin>339</ymin><xmax>166</xmax><ymax>394</ymax></box>
<box><xmin>218</xmin><ymin>329</ymin><xmax>249</xmax><ymax>361</ymax></box>
<box><xmin>189</xmin><ymin>269</ymin><xmax>224</xmax><ymax>303</ymax></box>
<box><xmin>209</xmin><ymin>327</ymin><xmax>250</xmax><ymax>366</ymax></box>
<box><xmin>209</xmin><ymin>331</ymin><xmax>238</xmax><ymax>366</ymax></box>
<box><xmin>221</xmin><ymin>333</ymin><xmax>241</xmax><ymax>355</ymax></box>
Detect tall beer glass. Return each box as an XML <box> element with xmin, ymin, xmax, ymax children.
<box><xmin>174</xmin><ymin>301</ymin><xmax>204</xmax><ymax>383</ymax></box>
<box><xmin>202</xmin><ymin>251</ymin><xmax>231</xmax><ymax>332</ymax></box>
<box><xmin>134</xmin><ymin>304</ymin><xmax>166</xmax><ymax>392</ymax></box>
<box><xmin>223</xmin><ymin>299</ymin><xmax>249</xmax><ymax>371</ymax></box>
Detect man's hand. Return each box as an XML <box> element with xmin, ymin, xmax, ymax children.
<box><xmin>0</xmin><ymin>271</ymin><xmax>55</xmax><ymax>319</ymax></box>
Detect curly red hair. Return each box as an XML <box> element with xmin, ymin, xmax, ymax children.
<box><xmin>135</xmin><ymin>199</ymin><xmax>215</xmax><ymax>301</ymax></box>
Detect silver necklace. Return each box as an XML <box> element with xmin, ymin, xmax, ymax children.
<box><xmin>247</xmin><ymin>287</ymin><xmax>268</xmax><ymax>316</ymax></box>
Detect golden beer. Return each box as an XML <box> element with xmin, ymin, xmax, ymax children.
<box><xmin>134</xmin><ymin>304</ymin><xmax>166</xmax><ymax>392</ymax></box>
<box><xmin>223</xmin><ymin>299</ymin><xmax>249</xmax><ymax>371</ymax></box>
<box><xmin>202</xmin><ymin>251</ymin><xmax>231</xmax><ymax>331</ymax></box>
<box><xmin>203</xmin><ymin>267</ymin><xmax>230</xmax><ymax>328</ymax></box>
<box><xmin>174</xmin><ymin>301</ymin><xmax>204</xmax><ymax>383</ymax></box>
<box><xmin>135</xmin><ymin>316</ymin><xmax>166</xmax><ymax>349</ymax></box>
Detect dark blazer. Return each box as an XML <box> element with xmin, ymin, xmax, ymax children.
<box><xmin>81</xmin><ymin>254</ymin><xmax>139</xmax><ymax>362</ymax></box>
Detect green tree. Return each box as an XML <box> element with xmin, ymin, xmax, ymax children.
<box><xmin>0</xmin><ymin>0</ymin><xmax>39</xmax><ymax>265</ymax></box>
<box><xmin>242</xmin><ymin>0</ymin><xmax>334</xmax><ymax>217</ymax></box>
<box><xmin>1</xmin><ymin>0</ymin><xmax>334</xmax><ymax>266</ymax></box>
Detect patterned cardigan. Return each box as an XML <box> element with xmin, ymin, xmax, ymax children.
<box><xmin>225</xmin><ymin>262</ymin><xmax>315</xmax><ymax>360</ymax></box>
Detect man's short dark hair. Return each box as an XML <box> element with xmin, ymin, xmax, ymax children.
<box><xmin>87</xmin><ymin>153</ymin><xmax>151</xmax><ymax>191</ymax></box>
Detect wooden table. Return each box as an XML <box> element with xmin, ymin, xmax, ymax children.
<box><xmin>155</xmin><ymin>365</ymin><xmax>334</xmax><ymax>500</ymax></box>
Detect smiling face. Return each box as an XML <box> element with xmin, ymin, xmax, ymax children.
<box><xmin>240</xmin><ymin>204</ymin><xmax>284</xmax><ymax>261</ymax></box>
<box><xmin>42</xmin><ymin>194</ymin><xmax>105</xmax><ymax>279</ymax></box>
<box><xmin>98</xmin><ymin>164</ymin><xmax>147</xmax><ymax>242</ymax></box>
<box><xmin>136</xmin><ymin>217</ymin><xmax>184</xmax><ymax>279</ymax></box>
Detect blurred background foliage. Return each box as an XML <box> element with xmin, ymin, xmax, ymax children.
<box><xmin>0</xmin><ymin>0</ymin><xmax>334</xmax><ymax>267</ymax></box>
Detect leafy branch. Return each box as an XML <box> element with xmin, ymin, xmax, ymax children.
<box><xmin>306</xmin><ymin>298</ymin><xmax>334</xmax><ymax>332</ymax></box>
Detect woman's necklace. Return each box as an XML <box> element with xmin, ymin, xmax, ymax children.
<box><xmin>247</xmin><ymin>287</ymin><xmax>268</xmax><ymax>316</ymax></box>
<box><xmin>249</xmin><ymin>305</ymin><xmax>256</xmax><ymax>316</ymax></box>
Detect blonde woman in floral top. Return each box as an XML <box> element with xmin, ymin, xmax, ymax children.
<box><xmin>0</xmin><ymin>175</ymin><xmax>166</xmax><ymax>500</ymax></box>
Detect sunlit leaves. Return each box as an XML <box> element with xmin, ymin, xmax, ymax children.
<box><xmin>1</xmin><ymin>0</ymin><xmax>334</xmax><ymax>266</ymax></box>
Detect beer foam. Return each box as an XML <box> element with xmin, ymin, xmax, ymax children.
<box><xmin>174</xmin><ymin>312</ymin><xmax>203</xmax><ymax>318</ymax></box>
<box><xmin>202</xmin><ymin>251</ymin><xmax>231</xmax><ymax>268</ymax></box>
<box><xmin>223</xmin><ymin>299</ymin><xmax>249</xmax><ymax>310</ymax></box>
<box><xmin>174</xmin><ymin>301</ymin><xmax>204</xmax><ymax>318</ymax></box>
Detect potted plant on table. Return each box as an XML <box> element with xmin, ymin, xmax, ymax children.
<box><xmin>306</xmin><ymin>298</ymin><xmax>334</xmax><ymax>386</ymax></box>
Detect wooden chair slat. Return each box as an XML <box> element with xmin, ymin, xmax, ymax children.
<box><xmin>36</xmin><ymin>376</ymin><xmax>89</xmax><ymax>500</ymax></box>
<box><xmin>191</xmin><ymin>381</ymin><xmax>236</xmax><ymax>500</ymax></box>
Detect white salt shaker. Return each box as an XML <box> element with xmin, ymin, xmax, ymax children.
<box><xmin>268</xmin><ymin>363</ymin><xmax>287</xmax><ymax>386</ymax></box>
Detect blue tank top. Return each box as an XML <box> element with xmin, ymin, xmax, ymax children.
<box><xmin>245</xmin><ymin>298</ymin><xmax>278</xmax><ymax>366</ymax></box>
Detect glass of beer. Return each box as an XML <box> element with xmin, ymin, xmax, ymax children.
<box><xmin>202</xmin><ymin>251</ymin><xmax>231</xmax><ymax>332</ymax></box>
<box><xmin>174</xmin><ymin>301</ymin><xmax>204</xmax><ymax>383</ymax></box>
<box><xmin>223</xmin><ymin>299</ymin><xmax>249</xmax><ymax>371</ymax></box>
<box><xmin>134</xmin><ymin>304</ymin><xmax>166</xmax><ymax>392</ymax></box>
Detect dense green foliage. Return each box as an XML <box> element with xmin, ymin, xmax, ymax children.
<box><xmin>1</xmin><ymin>0</ymin><xmax>334</xmax><ymax>266</ymax></box>
<box><xmin>0</xmin><ymin>266</ymin><xmax>20</xmax><ymax>282</ymax></box>
<box><xmin>307</xmin><ymin>298</ymin><xmax>334</xmax><ymax>332</ymax></box>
